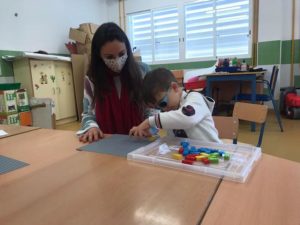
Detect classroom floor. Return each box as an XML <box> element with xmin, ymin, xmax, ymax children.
<box><xmin>56</xmin><ymin>111</ymin><xmax>300</xmax><ymax>163</ymax></box>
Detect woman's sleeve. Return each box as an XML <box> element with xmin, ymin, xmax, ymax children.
<box><xmin>76</xmin><ymin>76</ymin><xmax>99</xmax><ymax>136</ymax></box>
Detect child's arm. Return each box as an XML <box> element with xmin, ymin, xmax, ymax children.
<box><xmin>149</xmin><ymin>92</ymin><xmax>211</xmax><ymax>130</ymax></box>
<box><xmin>129</xmin><ymin>119</ymin><xmax>152</xmax><ymax>137</ymax></box>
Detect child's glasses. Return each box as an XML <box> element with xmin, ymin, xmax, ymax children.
<box><xmin>156</xmin><ymin>93</ymin><xmax>168</xmax><ymax>110</ymax></box>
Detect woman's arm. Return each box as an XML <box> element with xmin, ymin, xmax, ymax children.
<box><xmin>76</xmin><ymin>76</ymin><xmax>100</xmax><ymax>136</ymax></box>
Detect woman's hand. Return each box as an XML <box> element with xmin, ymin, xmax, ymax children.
<box><xmin>129</xmin><ymin>119</ymin><xmax>151</xmax><ymax>137</ymax></box>
<box><xmin>79</xmin><ymin>127</ymin><xmax>104</xmax><ymax>143</ymax></box>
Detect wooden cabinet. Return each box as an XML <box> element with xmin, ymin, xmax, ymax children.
<box><xmin>13</xmin><ymin>58</ymin><xmax>77</xmax><ymax>124</ymax></box>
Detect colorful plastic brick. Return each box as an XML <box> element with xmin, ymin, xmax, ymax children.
<box><xmin>200</xmin><ymin>153</ymin><xmax>209</xmax><ymax>157</ymax></box>
<box><xmin>182</xmin><ymin>159</ymin><xmax>194</xmax><ymax>165</ymax></box>
<box><xmin>195</xmin><ymin>155</ymin><xmax>207</xmax><ymax>161</ymax></box>
<box><xmin>224</xmin><ymin>153</ymin><xmax>230</xmax><ymax>160</ymax></box>
<box><xmin>172</xmin><ymin>153</ymin><xmax>183</xmax><ymax>160</ymax></box>
<box><xmin>182</xmin><ymin>150</ymin><xmax>189</xmax><ymax>156</ymax></box>
<box><xmin>211</xmin><ymin>153</ymin><xmax>220</xmax><ymax>158</ymax></box>
<box><xmin>208</xmin><ymin>157</ymin><xmax>219</xmax><ymax>164</ymax></box>
<box><xmin>185</xmin><ymin>155</ymin><xmax>196</xmax><ymax>161</ymax></box>
<box><xmin>201</xmin><ymin>158</ymin><xmax>210</xmax><ymax>165</ymax></box>
<box><xmin>190</xmin><ymin>146</ymin><xmax>197</xmax><ymax>152</ymax></box>
<box><xmin>180</xmin><ymin>141</ymin><xmax>189</xmax><ymax>148</ymax></box>
<box><xmin>178</xmin><ymin>147</ymin><xmax>184</xmax><ymax>154</ymax></box>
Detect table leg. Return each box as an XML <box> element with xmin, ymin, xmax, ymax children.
<box><xmin>251</xmin><ymin>77</ymin><xmax>256</xmax><ymax>131</ymax></box>
<box><xmin>206</xmin><ymin>78</ymin><xmax>211</xmax><ymax>97</ymax></box>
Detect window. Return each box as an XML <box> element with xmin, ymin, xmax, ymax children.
<box><xmin>127</xmin><ymin>0</ymin><xmax>251</xmax><ymax>63</ymax></box>
<box><xmin>153</xmin><ymin>8</ymin><xmax>179</xmax><ymax>61</ymax></box>
<box><xmin>128</xmin><ymin>7</ymin><xmax>179</xmax><ymax>62</ymax></box>
<box><xmin>128</xmin><ymin>11</ymin><xmax>152</xmax><ymax>62</ymax></box>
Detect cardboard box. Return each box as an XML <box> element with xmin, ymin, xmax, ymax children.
<box><xmin>69</xmin><ymin>28</ymin><xmax>87</xmax><ymax>44</ymax></box>
<box><xmin>0</xmin><ymin>90</ymin><xmax>18</xmax><ymax>114</ymax></box>
<box><xmin>71</xmin><ymin>54</ymin><xmax>89</xmax><ymax>120</ymax></box>
<box><xmin>69</xmin><ymin>23</ymin><xmax>99</xmax><ymax>56</ymax></box>
<box><xmin>171</xmin><ymin>70</ymin><xmax>184</xmax><ymax>86</ymax></box>
<box><xmin>19</xmin><ymin>111</ymin><xmax>32</xmax><ymax>126</ymax></box>
<box><xmin>0</xmin><ymin>113</ymin><xmax>20</xmax><ymax>125</ymax></box>
<box><xmin>16</xmin><ymin>89</ymin><xmax>30</xmax><ymax>112</ymax></box>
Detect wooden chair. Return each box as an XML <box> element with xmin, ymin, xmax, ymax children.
<box><xmin>213</xmin><ymin>116</ymin><xmax>238</xmax><ymax>143</ymax></box>
<box><xmin>213</xmin><ymin>102</ymin><xmax>268</xmax><ymax>147</ymax></box>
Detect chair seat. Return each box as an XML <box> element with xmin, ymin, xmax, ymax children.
<box><xmin>235</xmin><ymin>93</ymin><xmax>271</xmax><ymax>102</ymax></box>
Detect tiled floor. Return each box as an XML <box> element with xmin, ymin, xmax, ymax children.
<box><xmin>56</xmin><ymin>111</ymin><xmax>300</xmax><ymax>163</ymax></box>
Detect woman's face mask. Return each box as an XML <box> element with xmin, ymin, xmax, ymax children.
<box><xmin>101</xmin><ymin>40</ymin><xmax>128</xmax><ymax>73</ymax></box>
<box><xmin>102</xmin><ymin>53</ymin><xmax>128</xmax><ymax>73</ymax></box>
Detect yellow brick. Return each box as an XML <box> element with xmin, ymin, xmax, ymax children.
<box><xmin>195</xmin><ymin>155</ymin><xmax>207</xmax><ymax>161</ymax></box>
<box><xmin>172</xmin><ymin>153</ymin><xmax>183</xmax><ymax>160</ymax></box>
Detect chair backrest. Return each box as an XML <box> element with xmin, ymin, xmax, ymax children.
<box><xmin>233</xmin><ymin>102</ymin><xmax>268</xmax><ymax>147</ymax></box>
<box><xmin>269</xmin><ymin>65</ymin><xmax>279</xmax><ymax>95</ymax></box>
<box><xmin>213</xmin><ymin>116</ymin><xmax>239</xmax><ymax>142</ymax></box>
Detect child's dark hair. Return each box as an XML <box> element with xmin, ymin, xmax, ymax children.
<box><xmin>143</xmin><ymin>68</ymin><xmax>177</xmax><ymax>105</ymax></box>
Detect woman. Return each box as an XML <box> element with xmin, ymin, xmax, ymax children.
<box><xmin>77</xmin><ymin>22</ymin><xmax>150</xmax><ymax>143</ymax></box>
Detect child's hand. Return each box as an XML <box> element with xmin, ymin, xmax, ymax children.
<box><xmin>129</xmin><ymin>119</ymin><xmax>151</xmax><ymax>137</ymax></box>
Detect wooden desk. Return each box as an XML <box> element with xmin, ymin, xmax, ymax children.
<box><xmin>205</xmin><ymin>71</ymin><xmax>265</xmax><ymax>131</ymax></box>
<box><xmin>0</xmin><ymin>125</ymin><xmax>40</xmax><ymax>139</ymax></box>
<box><xmin>201</xmin><ymin>154</ymin><xmax>300</xmax><ymax>225</ymax></box>
<box><xmin>0</xmin><ymin>129</ymin><xmax>220</xmax><ymax>225</ymax></box>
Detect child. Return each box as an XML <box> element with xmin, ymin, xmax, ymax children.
<box><xmin>129</xmin><ymin>68</ymin><xmax>221</xmax><ymax>143</ymax></box>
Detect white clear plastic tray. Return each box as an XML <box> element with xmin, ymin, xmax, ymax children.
<box><xmin>127</xmin><ymin>137</ymin><xmax>261</xmax><ymax>183</ymax></box>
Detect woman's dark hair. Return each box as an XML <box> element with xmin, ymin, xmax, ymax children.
<box><xmin>143</xmin><ymin>68</ymin><xmax>177</xmax><ymax>105</ymax></box>
<box><xmin>87</xmin><ymin>22</ymin><xmax>143</xmax><ymax>105</ymax></box>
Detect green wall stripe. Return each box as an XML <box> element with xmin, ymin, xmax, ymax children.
<box><xmin>257</xmin><ymin>40</ymin><xmax>280</xmax><ymax>65</ymax></box>
<box><xmin>150</xmin><ymin>58</ymin><xmax>252</xmax><ymax>70</ymax></box>
<box><xmin>150</xmin><ymin>60</ymin><xmax>216</xmax><ymax>70</ymax></box>
<box><xmin>295</xmin><ymin>75</ymin><xmax>300</xmax><ymax>88</ymax></box>
<box><xmin>281</xmin><ymin>39</ymin><xmax>300</xmax><ymax>64</ymax></box>
<box><xmin>0</xmin><ymin>39</ymin><xmax>299</xmax><ymax>76</ymax></box>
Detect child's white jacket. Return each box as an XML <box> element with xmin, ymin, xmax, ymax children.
<box><xmin>149</xmin><ymin>91</ymin><xmax>221</xmax><ymax>143</ymax></box>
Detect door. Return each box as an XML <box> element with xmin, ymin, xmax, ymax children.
<box><xmin>54</xmin><ymin>61</ymin><xmax>76</xmax><ymax>119</ymax></box>
<box><xmin>30</xmin><ymin>60</ymin><xmax>59</xmax><ymax>115</ymax></box>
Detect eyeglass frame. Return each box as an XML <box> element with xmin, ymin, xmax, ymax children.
<box><xmin>155</xmin><ymin>88</ymin><xmax>171</xmax><ymax>110</ymax></box>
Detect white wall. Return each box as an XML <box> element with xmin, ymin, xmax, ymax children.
<box><xmin>296</xmin><ymin>0</ymin><xmax>300</xmax><ymax>38</ymax></box>
<box><xmin>258</xmin><ymin>0</ymin><xmax>283</xmax><ymax>42</ymax></box>
<box><xmin>258</xmin><ymin>0</ymin><xmax>300</xmax><ymax>42</ymax></box>
<box><xmin>0</xmin><ymin>0</ymin><xmax>108</xmax><ymax>53</ymax></box>
<box><xmin>106</xmin><ymin>0</ymin><xmax>120</xmax><ymax>25</ymax></box>
<box><xmin>257</xmin><ymin>0</ymin><xmax>300</xmax><ymax>96</ymax></box>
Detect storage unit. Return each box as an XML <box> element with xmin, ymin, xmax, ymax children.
<box><xmin>13</xmin><ymin>57</ymin><xmax>77</xmax><ymax>125</ymax></box>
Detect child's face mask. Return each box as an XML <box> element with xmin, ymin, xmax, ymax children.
<box><xmin>102</xmin><ymin>53</ymin><xmax>128</xmax><ymax>73</ymax></box>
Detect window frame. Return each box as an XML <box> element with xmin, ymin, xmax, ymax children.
<box><xmin>127</xmin><ymin>0</ymin><xmax>253</xmax><ymax>65</ymax></box>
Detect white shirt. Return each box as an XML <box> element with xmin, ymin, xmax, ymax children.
<box><xmin>149</xmin><ymin>91</ymin><xmax>221</xmax><ymax>143</ymax></box>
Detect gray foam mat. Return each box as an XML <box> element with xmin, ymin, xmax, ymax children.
<box><xmin>78</xmin><ymin>134</ymin><xmax>153</xmax><ymax>157</ymax></box>
<box><xmin>0</xmin><ymin>155</ymin><xmax>29</xmax><ymax>175</ymax></box>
